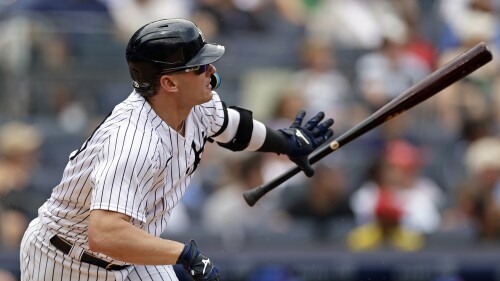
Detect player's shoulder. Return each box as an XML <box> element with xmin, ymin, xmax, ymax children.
<box><xmin>116</xmin><ymin>91</ymin><xmax>149</xmax><ymax>113</ymax></box>
<box><xmin>99</xmin><ymin>92</ymin><xmax>158</xmax><ymax>135</ymax></box>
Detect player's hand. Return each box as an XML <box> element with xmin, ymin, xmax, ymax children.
<box><xmin>177</xmin><ymin>240</ymin><xmax>219</xmax><ymax>281</ymax></box>
<box><xmin>279</xmin><ymin>110</ymin><xmax>334</xmax><ymax>177</ymax></box>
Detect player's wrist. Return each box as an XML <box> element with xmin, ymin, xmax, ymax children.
<box><xmin>176</xmin><ymin>240</ymin><xmax>198</xmax><ymax>266</ymax></box>
<box><xmin>176</xmin><ymin>240</ymin><xmax>220</xmax><ymax>281</ymax></box>
<box><xmin>256</xmin><ymin>126</ymin><xmax>288</xmax><ymax>154</ymax></box>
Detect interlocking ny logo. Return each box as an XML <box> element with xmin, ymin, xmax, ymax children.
<box><xmin>186</xmin><ymin>135</ymin><xmax>208</xmax><ymax>175</ymax></box>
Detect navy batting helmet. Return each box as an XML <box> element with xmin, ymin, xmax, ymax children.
<box><xmin>126</xmin><ymin>18</ymin><xmax>225</xmax><ymax>95</ymax></box>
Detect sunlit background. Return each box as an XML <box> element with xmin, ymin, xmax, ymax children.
<box><xmin>1</xmin><ymin>0</ymin><xmax>500</xmax><ymax>280</ymax></box>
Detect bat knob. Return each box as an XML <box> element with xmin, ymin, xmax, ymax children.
<box><xmin>242</xmin><ymin>190</ymin><xmax>258</xmax><ymax>207</ymax></box>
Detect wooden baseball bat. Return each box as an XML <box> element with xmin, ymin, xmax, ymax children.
<box><xmin>243</xmin><ymin>41</ymin><xmax>493</xmax><ymax>207</ymax></box>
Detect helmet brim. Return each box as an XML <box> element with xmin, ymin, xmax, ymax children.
<box><xmin>185</xmin><ymin>43</ymin><xmax>225</xmax><ymax>67</ymax></box>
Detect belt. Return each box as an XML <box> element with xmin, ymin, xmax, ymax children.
<box><xmin>50</xmin><ymin>235</ymin><xmax>129</xmax><ymax>271</ymax></box>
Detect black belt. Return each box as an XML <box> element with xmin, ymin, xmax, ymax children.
<box><xmin>50</xmin><ymin>235</ymin><xmax>129</xmax><ymax>271</ymax></box>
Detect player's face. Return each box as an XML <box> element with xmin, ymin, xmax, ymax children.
<box><xmin>177</xmin><ymin>64</ymin><xmax>216</xmax><ymax>106</ymax></box>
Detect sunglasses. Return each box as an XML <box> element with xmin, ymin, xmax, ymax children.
<box><xmin>158</xmin><ymin>64</ymin><xmax>210</xmax><ymax>76</ymax></box>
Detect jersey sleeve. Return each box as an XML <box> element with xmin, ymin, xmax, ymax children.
<box><xmin>90</xmin><ymin>125</ymin><xmax>158</xmax><ymax>223</ymax></box>
<box><xmin>198</xmin><ymin>91</ymin><xmax>228</xmax><ymax>138</ymax></box>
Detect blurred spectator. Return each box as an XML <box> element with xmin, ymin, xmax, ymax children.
<box><xmin>27</xmin><ymin>0</ymin><xmax>110</xmax><ymax>13</ymax></box>
<box><xmin>397</xmin><ymin>0</ymin><xmax>437</xmax><ymax>70</ymax></box>
<box><xmin>461</xmin><ymin>137</ymin><xmax>500</xmax><ymax>240</ymax></box>
<box><xmin>0</xmin><ymin>270</ymin><xmax>16</xmax><ymax>281</ymax></box>
<box><xmin>439</xmin><ymin>181</ymin><xmax>480</xmax><ymax>239</ymax></box>
<box><xmin>290</xmin><ymin>38</ymin><xmax>352</xmax><ymax>131</ymax></box>
<box><xmin>433</xmin><ymin>40</ymin><xmax>498</xmax><ymax>137</ymax></box>
<box><xmin>49</xmin><ymin>82</ymin><xmax>90</xmax><ymax>135</ymax></box>
<box><xmin>436</xmin><ymin>0</ymin><xmax>500</xmax><ymax>146</ymax></box>
<box><xmin>438</xmin><ymin>0</ymin><xmax>500</xmax><ymax>52</ymax></box>
<box><xmin>180</xmin><ymin>142</ymin><xmax>236</xmax><ymax>222</ymax></box>
<box><xmin>272</xmin><ymin>0</ymin><xmax>317</xmax><ymax>26</ymax></box>
<box><xmin>267</xmin><ymin>89</ymin><xmax>306</xmax><ymax>130</ymax></box>
<box><xmin>196</xmin><ymin>0</ymin><xmax>272</xmax><ymax>35</ymax></box>
<box><xmin>0</xmin><ymin>122</ymin><xmax>42</xmax><ymax>281</ymax></box>
<box><xmin>279</xmin><ymin>162</ymin><xmax>354</xmax><ymax>239</ymax></box>
<box><xmin>354</xmin><ymin>36</ymin><xmax>431</xmax><ymax>111</ymax></box>
<box><xmin>0</xmin><ymin>207</ymin><xmax>28</xmax><ymax>251</ymax></box>
<box><xmin>201</xmin><ymin>153</ymin><xmax>279</xmax><ymax>248</ymax></box>
<box><xmin>161</xmin><ymin>200</ymin><xmax>192</xmax><ymax>237</ymax></box>
<box><xmin>26</xmin><ymin>0</ymin><xmax>113</xmax><ymax>33</ymax></box>
<box><xmin>440</xmin><ymin>115</ymin><xmax>496</xmax><ymax>194</ymax></box>
<box><xmin>0</xmin><ymin>15</ymin><xmax>41</xmax><ymax>117</ymax></box>
<box><xmin>305</xmin><ymin>0</ymin><xmax>412</xmax><ymax>49</ymax></box>
<box><xmin>101</xmin><ymin>0</ymin><xmax>193</xmax><ymax>42</ymax></box>
<box><xmin>0</xmin><ymin>207</ymin><xmax>26</xmax><ymax>279</ymax></box>
<box><xmin>0</xmin><ymin>121</ymin><xmax>42</xmax><ymax>194</ymax></box>
<box><xmin>260</xmin><ymin>90</ymin><xmax>308</xmax><ymax>187</ymax></box>
<box><xmin>348</xmin><ymin>139</ymin><xmax>444</xmax><ymax>251</ymax></box>
<box><xmin>0</xmin><ymin>16</ymin><xmax>94</xmax><ymax>123</ymax></box>
<box><xmin>191</xmin><ymin>5</ymin><xmax>223</xmax><ymax>42</ymax></box>
<box><xmin>0</xmin><ymin>121</ymin><xmax>46</xmax><ymax>219</ymax></box>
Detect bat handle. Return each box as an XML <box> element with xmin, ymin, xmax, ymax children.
<box><xmin>243</xmin><ymin>165</ymin><xmax>302</xmax><ymax>206</ymax></box>
<box><xmin>243</xmin><ymin>140</ymin><xmax>339</xmax><ymax>206</ymax></box>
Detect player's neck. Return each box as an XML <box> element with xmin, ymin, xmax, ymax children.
<box><xmin>148</xmin><ymin>102</ymin><xmax>188</xmax><ymax>135</ymax></box>
<box><xmin>146</xmin><ymin>91</ymin><xmax>192</xmax><ymax>135</ymax></box>
<box><xmin>176</xmin><ymin>120</ymin><xmax>185</xmax><ymax>135</ymax></box>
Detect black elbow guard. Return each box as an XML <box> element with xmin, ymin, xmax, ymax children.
<box><xmin>217</xmin><ymin>106</ymin><xmax>253</xmax><ymax>151</ymax></box>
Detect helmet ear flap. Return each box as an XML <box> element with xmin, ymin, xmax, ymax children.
<box><xmin>128</xmin><ymin>61</ymin><xmax>159</xmax><ymax>96</ymax></box>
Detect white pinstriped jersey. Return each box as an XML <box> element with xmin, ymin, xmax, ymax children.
<box><xmin>37</xmin><ymin>90</ymin><xmax>226</xmax><ymax>265</ymax></box>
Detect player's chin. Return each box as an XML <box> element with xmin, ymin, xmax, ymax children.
<box><xmin>200</xmin><ymin>88</ymin><xmax>213</xmax><ymax>103</ymax></box>
<box><xmin>206</xmin><ymin>80</ymin><xmax>214</xmax><ymax>91</ymax></box>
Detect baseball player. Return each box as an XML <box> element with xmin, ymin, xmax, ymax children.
<box><xmin>20</xmin><ymin>18</ymin><xmax>334</xmax><ymax>281</ymax></box>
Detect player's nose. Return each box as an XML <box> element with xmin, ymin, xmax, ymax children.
<box><xmin>208</xmin><ymin>64</ymin><xmax>216</xmax><ymax>75</ymax></box>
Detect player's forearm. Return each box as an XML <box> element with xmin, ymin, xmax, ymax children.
<box><xmin>213</xmin><ymin>107</ymin><xmax>288</xmax><ymax>153</ymax></box>
<box><xmin>88</xmin><ymin>210</ymin><xmax>184</xmax><ymax>265</ymax></box>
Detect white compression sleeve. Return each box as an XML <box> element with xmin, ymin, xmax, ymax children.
<box><xmin>212</xmin><ymin>108</ymin><xmax>267</xmax><ymax>151</ymax></box>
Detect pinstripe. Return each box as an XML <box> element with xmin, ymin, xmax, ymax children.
<box><xmin>144</xmin><ymin>266</ymin><xmax>154</xmax><ymax>280</ymax></box>
<box><xmin>21</xmin><ymin>222</ymin><xmax>37</xmax><ymax>280</ymax></box>
<box><xmin>77</xmin><ymin>260</ymin><xmax>82</xmax><ymax>281</ymax></box>
<box><xmin>123</xmin><ymin>107</ymin><xmax>148</xmax><ymax>212</ymax></box>
<box><xmin>55</xmin><ymin>250</ymin><xmax>62</xmax><ymax>281</ymax></box>
<box><xmin>44</xmin><ymin>248</ymin><xmax>52</xmax><ymax>280</ymax></box>
<box><xmin>34</xmin><ymin>240</ymin><xmax>42</xmax><ymax>279</ymax></box>
<box><xmin>130</xmin><ymin>106</ymin><xmax>154</xmax><ymax>213</ymax></box>
<box><xmin>21</xmin><ymin>91</ymin><xmax>226</xmax><ymax>280</ymax></box>
<box><xmin>124</xmin><ymin>265</ymin><xmax>176</xmax><ymax>281</ymax></box>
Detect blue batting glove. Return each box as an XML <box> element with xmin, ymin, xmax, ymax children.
<box><xmin>279</xmin><ymin>110</ymin><xmax>334</xmax><ymax>177</ymax></box>
<box><xmin>177</xmin><ymin>240</ymin><xmax>219</xmax><ymax>281</ymax></box>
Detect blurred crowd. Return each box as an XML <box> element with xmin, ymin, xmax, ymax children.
<box><xmin>1</xmin><ymin>0</ymin><xmax>500</xmax><ymax>280</ymax></box>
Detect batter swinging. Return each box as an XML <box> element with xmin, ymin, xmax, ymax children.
<box><xmin>20</xmin><ymin>18</ymin><xmax>334</xmax><ymax>281</ymax></box>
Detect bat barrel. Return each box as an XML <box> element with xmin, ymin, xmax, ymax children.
<box><xmin>330</xmin><ymin>42</ymin><xmax>492</xmax><ymax>149</ymax></box>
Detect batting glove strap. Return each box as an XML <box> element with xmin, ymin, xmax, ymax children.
<box><xmin>177</xmin><ymin>240</ymin><xmax>219</xmax><ymax>281</ymax></box>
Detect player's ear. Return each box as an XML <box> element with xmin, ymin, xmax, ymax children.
<box><xmin>159</xmin><ymin>75</ymin><xmax>178</xmax><ymax>92</ymax></box>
